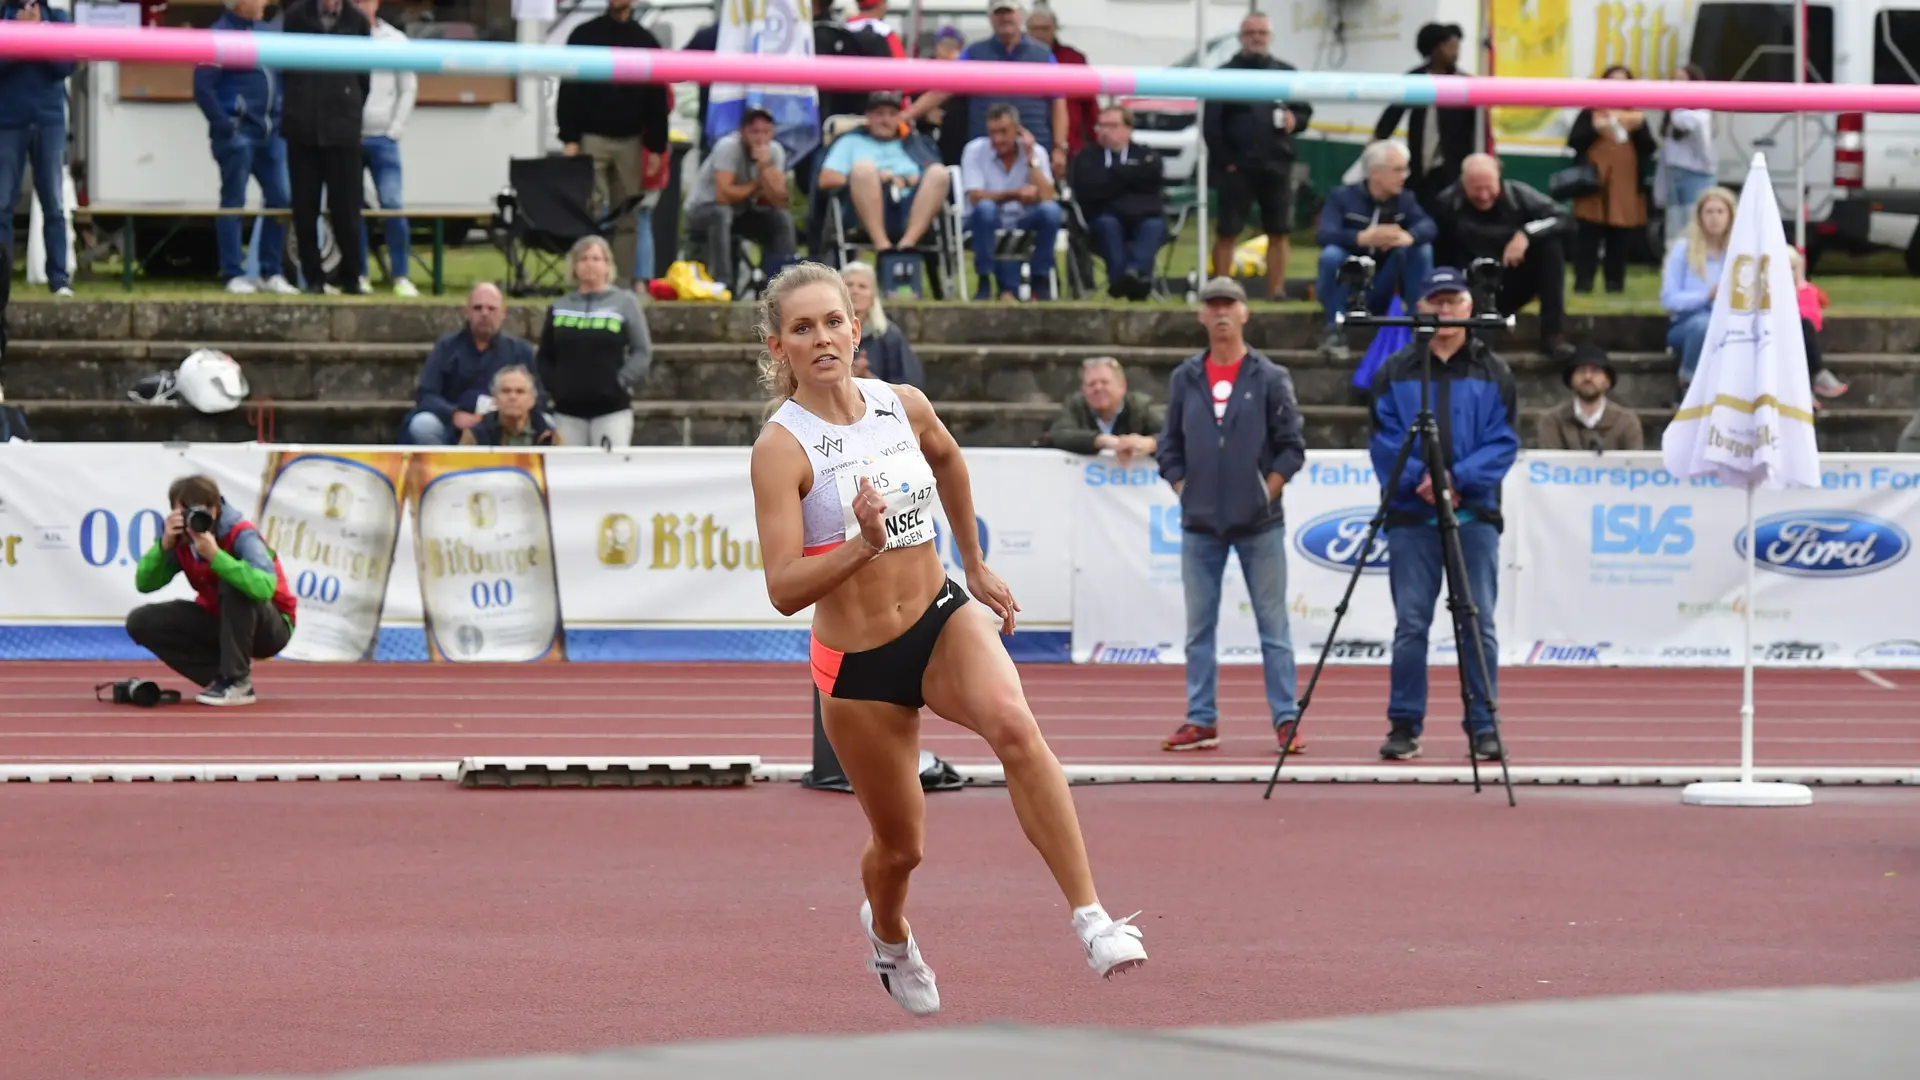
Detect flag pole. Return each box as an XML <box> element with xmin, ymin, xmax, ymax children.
<box><xmin>1193</xmin><ymin>0</ymin><xmax>1210</xmax><ymax>289</ymax></box>
<box><xmin>1794</xmin><ymin>0</ymin><xmax>1808</xmax><ymax>251</ymax></box>
<box><xmin>1740</xmin><ymin>482</ymin><xmax>1757</xmax><ymax>785</ymax></box>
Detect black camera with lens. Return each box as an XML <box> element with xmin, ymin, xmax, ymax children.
<box><xmin>1467</xmin><ymin>257</ymin><xmax>1504</xmax><ymax>298</ymax></box>
<box><xmin>185</xmin><ymin>505</ymin><xmax>216</xmax><ymax>534</ymax></box>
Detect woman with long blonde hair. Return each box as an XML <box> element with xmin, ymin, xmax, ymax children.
<box><xmin>749</xmin><ymin>262</ymin><xmax>1147</xmax><ymax>1019</ymax></box>
<box><xmin>1658</xmin><ymin>185</ymin><xmax>1736</xmax><ymax>394</ymax></box>
<box><xmin>839</xmin><ymin>263</ymin><xmax>924</xmax><ymax>388</ymax></box>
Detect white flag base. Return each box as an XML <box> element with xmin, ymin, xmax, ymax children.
<box><xmin>1680</xmin><ymin>780</ymin><xmax>1814</xmax><ymax>808</ymax></box>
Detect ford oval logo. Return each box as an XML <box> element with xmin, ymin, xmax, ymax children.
<box><xmin>1293</xmin><ymin>507</ymin><xmax>1390</xmax><ymax>574</ymax></box>
<box><xmin>1736</xmin><ymin>510</ymin><xmax>1910</xmax><ymax>578</ymax></box>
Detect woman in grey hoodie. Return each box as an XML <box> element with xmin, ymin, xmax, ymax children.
<box><xmin>535</xmin><ymin>235</ymin><xmax>653</xmax><ymax>448</ymax></box>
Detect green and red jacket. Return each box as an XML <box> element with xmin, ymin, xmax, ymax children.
<box><xmin>134</xmin><ymin>500</ymin><xmax>297</xmax><ymax>630</ymax></box>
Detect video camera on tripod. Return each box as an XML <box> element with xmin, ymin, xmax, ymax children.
<box><xmin>1264</xmin><ymin>260</ymin><xmax>1520</xmax><ymax>805</ymax></box>
<box><xmin>1331</xmin><ymin>255</ymin><xmax>1514</xmax><ymax>334</ymax></box>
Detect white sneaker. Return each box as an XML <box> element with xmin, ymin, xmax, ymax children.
<box><xmin>860</xmin><ymin>900</ymin><xmax>939</xmax><ymax>1017</ymax></box>
<box><xmin>225</xmin><ymin>277</ymin><xmax>258</xmax><ymax>294</ymax></box>
<box><xmin>393</xmin><ymin>278</ymin><xmax>419</xmax><ymax>298</ymax></box>
<box><xmin>262</xmin><ymin>275</ymin><xmax>301</xmax><ymax>295</ymax></box>
<box><xmin>52</xmin><ymin>286</ymin><xmax>74</xmax><ymax>298</ymax></box>
<box><xmin>1076</xmin><ymin>907</ymin><xmax>1148</xmax><ymax>979</ymax></box>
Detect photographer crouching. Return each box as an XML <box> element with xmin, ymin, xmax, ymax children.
<box><xmin>1366</xmin><ymin>269</ymin><xmax>1517</xmax><ymax>764</ymax></box>
<box><xmin>125</xmin><ymin>476</ymin><xmax>296</xmax><ymax>706</ymax></box>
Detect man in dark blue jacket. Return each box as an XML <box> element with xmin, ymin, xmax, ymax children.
<box><xmin>1315</xmin><ymin>139</ymin><xmax>1436</xmax><ymax>362</ymax></box>
<box><xmin>0</xmin><ymin>0</ymin><xmax>75</xmax><ymax>297</ymax></box>
<box><xmin>401</xmin><ymin>283</ymin><xmax>538</xmax><ymax>444</ymax></box>
<box><xmin>1367</xmin><ymin>268</ymin><xmax>1518</xmax><ymax>764</ymax></box>
<box><xmin>1156</xmin><ymin>277</ymin><xmax>1308</xmax><ymax>756</ymax></box>
<box><xmin>193</xmin><ymin>0</ymin><xmax>299</xmax><ymax>295</ymax></box>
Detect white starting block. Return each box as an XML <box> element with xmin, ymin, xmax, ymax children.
<box><xmin>455</xmin><ymin>756</ymin><xmax>762</xmax><ymax>789</ymax></box>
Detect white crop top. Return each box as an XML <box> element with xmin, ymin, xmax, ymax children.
<box><xmin>765</xmin><ymin>379</ymin><xmax>939</xmax><ymax>556</ymax></box>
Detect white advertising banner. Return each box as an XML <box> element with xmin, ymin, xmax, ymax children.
<box><xmin>540</xmin><ymin>445</ymin><xmax>1076</xmax><ymax>657</ymax></box>
<box><xmin>2</xmin><ymin>445</ymin><xmax>1914</xmax><ymax>669</ymax></box>
<box><xmin>1069</xmin><ymin>450</ymin><xmax>1524</xmax><ymax>666</ymax></box>
<box><xmin>1512</xmin><ymin>451</ymin><xmax>1920</xmax><ymax>669</ymax></box>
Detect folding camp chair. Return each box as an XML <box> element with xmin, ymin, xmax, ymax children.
<box><xmin>490</xmin><ymin>155</ymin><xmax>639</xmax><ymax>298</ymax></box>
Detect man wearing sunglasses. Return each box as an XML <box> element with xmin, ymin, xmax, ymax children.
<box><xmin>1365</xmin><ymin>267</ymin><xmax>1518</xmax><ymax>765</ymax></box>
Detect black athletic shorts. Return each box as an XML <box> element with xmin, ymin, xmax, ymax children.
<box><xmin>810</xmin><ymin>578</ymin><xmax>971</xmax><ymax>709</ymax></box>
<box><xmin>1216</xmin><ymin>160</ymin><xmax>1295</xmax><ymax>238</ymax></box>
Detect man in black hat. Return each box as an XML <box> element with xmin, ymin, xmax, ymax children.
<box><xmin>1372</xmin><ymin>22</ymin><xmax>1482</xmax><ymax>214</ymax></box>
<box><xmin>1367</xmin><ymin>267</ymin><xmax>1517</xmax><ymax>764</ymax></box>
<box><xmin>1157</xmin><ymin>276</ymin><xmax>1309</xmax><ymax>757</ymax></box>
<box><xmin>1536</xmin><ymin>343</ymin><xmax>1644</xmax><ymax>452</ymax></box>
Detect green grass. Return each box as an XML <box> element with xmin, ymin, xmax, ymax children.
<box><xmin>18</xmin><ymin>233</ymin><xmax>1920</xmax><ymax>315</ymax></box>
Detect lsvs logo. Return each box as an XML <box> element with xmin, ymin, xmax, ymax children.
<box><xmin>1293</xmin><ymin>508</ymin><xmax>1390</xmax><ymax>574</ymax></box>
<box><xmin>1739</xmin><ymin>511</ymin><xmax>1910</xmax><ymax>578</ymax></box>
<box><xmin>1591</xmin><ymin>505</ymin><xmax>1694</xmax><ymax>555</ymax></box>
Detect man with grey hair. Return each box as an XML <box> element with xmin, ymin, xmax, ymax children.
<box><xmin>1048</xmin><ymin>356</ymin><xmax>1163</xmax><ymax>462</ymax></box>
<box><xmin>460</xmin><ymin>365</ymin><xmax>557</xmax><ymax>447</ymax></box>
<box><xmin>401</xmin><ymin>283</ymin><xmax>538</xmax><ymax>445</ymax></box>
<box><xmin>1314</xmin><ymin>139</ymin><xmax>1436</xmax><ymax>361</ymax></box>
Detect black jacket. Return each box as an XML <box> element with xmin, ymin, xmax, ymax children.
<box><xmin>279</xmin><ymin>0</ymin><xmax>371</xmax><ymax>148</ymax></box>
<box><xmin>1430</xmin><ymin>178</ymin><xmax>1572</xmax><ymax>268</ymax></box>
<box><xmin>1067</xmin><ymin>141</ymin><xmax>1165</xmax><ymax>222</ymax></box>
<box><xmin>1157</xmin><ymin>349</ymin><xmax>1307</xmax><ymax>539</ymax></box>
<box><xmin>1202</xmin><ymin>53</ymin><xmax>1312</xmax><ymax>172</ymax></box>
<box><xmin>1373</xmin><ymin>65</ymin><xmax>1481</xmax><ymax>197</ymax></box>
<box><xmin>556</xmin><ymin>15</ymin><xmax>671</xmax><ymax>152</ymax></box>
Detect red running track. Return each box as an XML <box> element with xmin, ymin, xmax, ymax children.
<box><xmin>2</xmin><ymin>782</ymin><xmax>1916</xmax><ymax>1080</ymax></box>
<box><xmin>1</xmin><ymin>660</ymin><xmax>1916</xmax><ymax>767</ymax></box>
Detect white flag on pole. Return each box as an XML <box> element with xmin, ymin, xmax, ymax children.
<box><xmin>1660</xmin><ymin>153</ymin><xmax>1821</xmax><ymax>489</ymax></box>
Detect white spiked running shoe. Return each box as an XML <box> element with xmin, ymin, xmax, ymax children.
<box><xmin>1075</xmin><ymin>907</ymin><xmax>1148</xmax><ymax>979</ymax></box>
<box><xmin>860</xmin><ymin>900</ymin><xmax>940</xmax><ymax>1017</ymax></box>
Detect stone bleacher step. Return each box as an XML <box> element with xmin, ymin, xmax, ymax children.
<box><xmin>8</xmin><ymin>339</ymin><xmax>1915</xmax><ymax>414</ymax></box>
<box><xmin>11</xmin><ymin>399</ymin><xmax>1912</xmax><ymax>451</ymax></box>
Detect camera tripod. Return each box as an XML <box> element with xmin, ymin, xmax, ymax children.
<box><xmin>1264</xmin><ymin>259</ymin><xmax>1517</xmax><ymax>805</ymax></box>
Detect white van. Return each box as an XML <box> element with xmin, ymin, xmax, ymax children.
<box><xmin>1690</xmin><ymin>1</ymin><xmax>1920</xmax><ymax>272</ymax></box>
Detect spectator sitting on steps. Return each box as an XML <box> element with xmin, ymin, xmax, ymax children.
<box><xmin>840</xmin><ymin>262</ymin><xmax>925</xmax><ymax>388</ymax></box>
<box><xmin>1315</xmin><ymin>140</ymin><xmax>1436</xmax><ymax>362</ymax></box>
<box><xmin>401</xmin><ymin>283</ymin><xmax>536</xmax><ymax>445</ymax></box>
<box><xmin>460</xmin><ymin>365</ymin><xmax>558</xmax><ymax>447</ymax></box>
<box><xmin>1534</xmin><ymin>343</ymin><xmax>1644</xmax><ymax>453</ymax></box>
<box><xmin>1049</xmin><ymin>356</ymin><xmax>1163</xmax><ymax>462</ymax></box>
<box><xmin>1431</xmin><ymin>154</ymin><xmax>1574</xmax><ymax>361</ymax></box>
<box><xmin>683</xmin><ymin>107</ymin><xmax>797</xmax><ymax>292</ymax></box>
<box><xmin>536</xmin><ymin>235</ymin><xmax>653</xmax><ymax>450</ymax></box>
<box><xmin>192</xmin><ymin>0</ymin><xmax>300</xmax><ymax>295</ymax></box>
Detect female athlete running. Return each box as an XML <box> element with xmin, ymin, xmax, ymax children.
<box><xmin>748</xmin><ymin>262</ymin><xmax>1148</xmax><ymax>1017</ymax></box>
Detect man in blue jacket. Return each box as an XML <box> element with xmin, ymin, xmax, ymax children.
<box><xmin>401</xmin><ymin>283</ymin><xmax>538</xmax><ymax>444</ymax></box>
<box><xmin>1315</xmin><ymin>139</ymin><xmax>1436</xmax><ymax>362</ymax></box>
<box><xmin>192</xmin><ymin>0</ymin><xmax>300</xmax><ymax>295</ymax></box>
<box><xmin>1367</xmin><ymin>267</ymin><xmax>1518</xmax><ymax>764</ymax></box>
<box><xmin>1156</xmin><ymin>277</ymin><xmax>1308</xmax><ymax>756</ymax></box>
<box><xmin>0</xmin><ymin>0</ymin><xmax>75</xmax><ymax>297</ymax></box>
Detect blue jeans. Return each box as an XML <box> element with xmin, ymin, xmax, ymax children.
<box><xmin>1664</xmin><ymin>165</ymin><xmax>1715</xmax><ymax>248</ymax></box>
<box><xmin>633</xmin><ymin>205</ymin><xmax>655</xmax><ymax>284</ymax></box>
<box><xmin>967</xmin><ymin>199</ymin><xmax>1061</xmax><ymax>298</ymax></box>
<box><xmin>356</xmin><ymin>136</ymin><xmax>410</xmax><ymax>281</ymax></box>
<box><xmin>399</xmin><ymin>410</ymin><xmax>457</xmax><ymax>445</ymax></box>
<box><xmin>0</xmin><ymin>121</ymin><xmax>71</xmax><ymax>290</ymax></box>
<box><xmin>1386</xmin><ymin>519</ymin><xmax>1500</xmax><ymax>736</ymax></box>
<box><xmin>211</xmin><ymin>132</ymin><xmax>289</xmax><ymax>284</ymax></box>
<box><xmin>1181</xmin><ymin>524</ymin><xmax>1299</xmax><ymax>729</ymax></box>
<box><xmin>1317</xmin><ymin>243</ymin><xmax>1434</xmax><ymax>327</ymax></box>
<box><xmin>1089</xmin><ymin>212</ymin><xmax>1165</xmax><ymax>281</ymax></box>
<box><xmin>1668</xmin><ymin>308</ymin><xmax>1712</xmax><ymax>384</ymax></box>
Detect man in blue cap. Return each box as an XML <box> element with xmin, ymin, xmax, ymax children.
<box><xmin>1366</xmin><ymin>267</ymin><xmax>1517</xmax><ymax>763</ymax></box>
